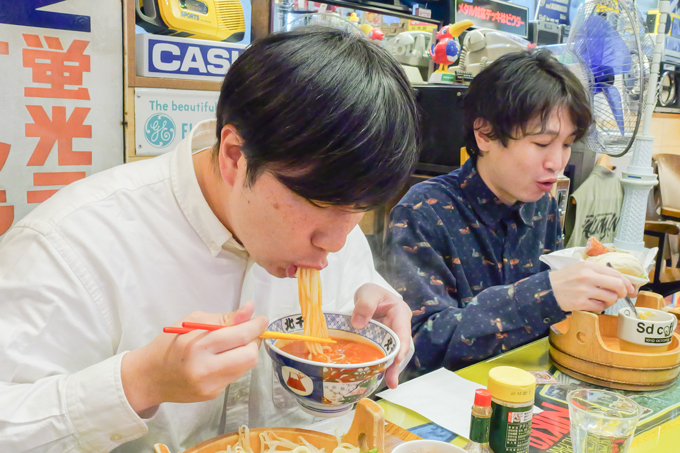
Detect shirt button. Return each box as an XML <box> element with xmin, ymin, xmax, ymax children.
<box><xmin>543</xmin><ymin>318</ymin><xmax>551</xmax><ymax>324</ymax></box>
<box><xmin>110</xmin><ymin>433</ymin><xmax>123</xmax><ymax>441</ymax></box>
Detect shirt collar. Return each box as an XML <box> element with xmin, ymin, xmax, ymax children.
<box><xmin>459</xmin><ymin>159</ymin><xmax>535</xmax><ymax>227</ymax></box>
<box><xmin>171</xmin><ymin>119</ymin><xmax>247</xmax><ymax>257</ymax></box>
<box><xmin>592</xmin><ymin>164</ymin><xmax>617</xmax><ymax>178</ymax></box>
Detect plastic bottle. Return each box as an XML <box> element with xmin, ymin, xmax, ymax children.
<box><xmin>487</xmin><ymin>366</ymin><xmax>536</xmax><ymax>453</ymax></box>
<box><xmin>463</xmin><ymin>389</ymin><xmax>494</xmax><ymax>452</ymax></box>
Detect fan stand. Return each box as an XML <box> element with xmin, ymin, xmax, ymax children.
<box><xmin>614</xmin><ymin>135</ymin><xmax>658</xmax><ymax>251</ymax></box>
<box><xmin>614</xmin><ymin>0</ymin><xmax>670</xmax><ymax>251</ymax></box>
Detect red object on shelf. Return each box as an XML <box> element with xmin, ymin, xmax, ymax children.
<box><xmin>368</xmin><ymin>28</ymin><xmax>384</xmax><ymax>41</ymax></box>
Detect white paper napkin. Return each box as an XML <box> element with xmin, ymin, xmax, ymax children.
<box><xmin>376</xmin><ymin>368</ymin><xmax>485</xmax><ymax>437</ymax></box>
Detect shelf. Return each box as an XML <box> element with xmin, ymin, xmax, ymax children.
<box><xmin>130</xmin><ymin>76</ymin><xmax>222</xmax><ymax>92</ymax></box>
<box><xmin>123</xmin><ymin>0</ymin><xmax>274</xmax><ymax>161</ymax></box>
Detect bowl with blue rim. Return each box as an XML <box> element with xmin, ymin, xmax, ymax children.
<box><xmin>264</xmin><ymin>312</ymin><xmax>399</xmax><ymax>417</ymax></box>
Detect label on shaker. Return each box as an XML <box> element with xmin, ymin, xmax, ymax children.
<box><xmin>489</xmin><ymin>401</ymin><xmax>533</xmax><ymax>453</ymax></box>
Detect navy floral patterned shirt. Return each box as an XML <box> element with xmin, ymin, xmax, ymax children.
<box><xmin>384</xmin><ymin>159</ymin><xmax>566</xmax><ymax>375</ymax></box>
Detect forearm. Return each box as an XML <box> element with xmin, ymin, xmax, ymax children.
<box><xmin>412</xmin><ymin>272</ymin><xmax>565</xmax><ymax>372</ymax></box>
<box><xmin>0</xmin><ymin>354</ymin><xmax>147</xmax><ymax>453</ymax></box>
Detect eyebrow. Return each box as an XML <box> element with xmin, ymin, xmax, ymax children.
<box><xmin>529</xmin><ymin>129</ymin><xmax>578</xmax><ymax>137</ymax></box>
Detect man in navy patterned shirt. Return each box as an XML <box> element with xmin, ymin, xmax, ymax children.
<box><xmin>385</xmin><ymin>51</ymin><xmax>636</xmax><ymax>375</ymax></box>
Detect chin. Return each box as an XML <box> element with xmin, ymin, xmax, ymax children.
<box><xmin>269</xmin><ymin>267</ymin><xmax>289</xmax><ymax>279</ymax></box>
<box><xmin>520</xmin><ymin>192</ymin><xmax>546</xmax><ymax>203</ymax></box>
<box><xmin>255</xmin><ymin>261</ymin><xmax>287</xmax><ymax>279</ymax></box>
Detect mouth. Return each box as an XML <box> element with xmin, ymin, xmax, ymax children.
<box><xmin>537</xmin><ymin>180</ymin><xmax>556</xmax><ymax>191</ymax></box>
<box><xmin>286</xmin><ymin>261</ymin><xmax>328</xmax><ymax>278</ymax></box>
<box><xmin>285</xmin><ymin>265</ymin><xmax>298</xmax><ymax>278</ymax></box>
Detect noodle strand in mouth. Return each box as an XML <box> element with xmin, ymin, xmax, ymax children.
<box><xmin>296</xmin><ymin>268</ymin><xmax>330</xmax><ymax>359</ymax></box>
<box><xmin>288</xmin><ymin>268</ymin><xmax>384</xmax><ymax>364</ymax></box>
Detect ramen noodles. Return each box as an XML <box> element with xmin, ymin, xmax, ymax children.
<box><xmin>296</xmin><ymin>268</ymin><xmax>330</xmax><ymax>357</ymax></box>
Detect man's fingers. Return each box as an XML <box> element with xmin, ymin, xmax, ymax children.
<box><xmin>590</xmin><ymin>263</ymin><xmax>637</xmax><ymax>296</ymax></box>
<box><xmin>584</xmin><ymin>299</ymin><xmax>607</xmax><ymax>312</ymax></box>
<box><xmin>204</xmin><ymin>315</ymin><xmax>268</xmax><ymax>353</ymax></box>
<box><xmin>587</xmin><ymin>273</ymin><xmax>629</xmax><ymax>299</ymax></box>
<box><xmin>384</xmin><ymin>364</ymin><xmax>399</xmax><ymax>389</ymax></box>
<box><xmin>589</xmin><ymin>287</ymin><xmax>619</xmax><ymax>307</ymax></box>
<box><xmin>385</xmin><ymin>304</ymin><xmax>412</xmax><ymax>363</ymax></box>
<box><xmin>212</xmin><ymin>340</ymin><xmax>261</xmax><ymax>377</ymax></box>
<box><xmin>624</xmin><ymin>279</ymin><xmax>636</xmax><ymax>296</ymax></box>
<box><xmin>352</xmin><ymin>285</ymin><xmax>384</xmax><ymax>329</ymax></box>
<box><xmin>224</xmin><ymin>300</ymin><xmax>255</xmax><ymax>327</ymax></box>
<box><xmin>176</xmin><ymin>302</ymin><xmax>256</xmax><ymax>330</ymax></box>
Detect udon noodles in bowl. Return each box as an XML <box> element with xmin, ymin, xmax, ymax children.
<box><xmin>264</xmin><ymin>269</ymin><xmax>399</xmax><ymax>417</ymax></box>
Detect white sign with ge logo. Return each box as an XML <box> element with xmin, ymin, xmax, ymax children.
<box><xmin>134</xmin><ymin>88</ymin><xmax>219</xmax><ymax>156</ymax></box>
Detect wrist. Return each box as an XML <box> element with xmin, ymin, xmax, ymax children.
<box><xmin>515</xmin><ymin>272</ymin><xmax>564</xmax><ymax>326</ymax></box>
<box><xmin>121</xmin><ymin>348</ymin><xmax>162</xmax><ymax>415</ymax></box>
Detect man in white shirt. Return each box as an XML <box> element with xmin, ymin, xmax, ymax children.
<box><xmin>0</xmin><ymin>27</ymin><xmax>419</xmax><ymax>452</ymax></box>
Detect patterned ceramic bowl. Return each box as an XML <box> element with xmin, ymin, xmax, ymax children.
<box><xmin>264</xmin><ymin>312</ymin><xmax>400</xmax><ymax>417</ymax></box>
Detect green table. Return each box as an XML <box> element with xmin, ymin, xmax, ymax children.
<box><xmin>378</xmin><ymin>338</ymin><xmax>680</xmax><ymax>452</ymax></box>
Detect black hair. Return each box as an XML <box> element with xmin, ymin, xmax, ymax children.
<box><xmin>462</xmin><ymin>50</ymin><xmax>592</xmax><ymax>161</ymax></box>
<box><xmin>214</xmin><ymin>26</ymin><xmax>420</xmax><ymax>209</ymax></box>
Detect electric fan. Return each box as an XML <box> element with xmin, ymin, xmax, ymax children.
<box><xmin>564</xmin><ymin>0</ymin><xmax>670</xmax><ymax>251</ymax></box>
<box><xmin>565</xmin><ymin>0</ymin><xmax>654</xmax><ymax>157</ymax></box>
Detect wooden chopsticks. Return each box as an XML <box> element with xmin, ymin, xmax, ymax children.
<box><xmin>163</xmin><ymin>321</ymin><xmax>336</xmax><ymax>344</ymax></box>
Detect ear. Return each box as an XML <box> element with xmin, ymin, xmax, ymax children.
<box><xmin>218</xmin><ymin>125</ymin><xmax>245</xmax><ymax>187</ymax></box>
<box><xmin>473</xmin><ymin>118</ymin><xmax>493</xmax><ymax>153</ymax></box>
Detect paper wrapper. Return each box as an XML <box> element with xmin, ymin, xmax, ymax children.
<box><xmin>539</xmin><ymin>245</ymin><xmax>657</xmax><ymax>288</ymax></box>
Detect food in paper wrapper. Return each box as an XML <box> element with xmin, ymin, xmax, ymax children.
<box><xmin>539</xmin><ymin>237</ymin><xmax>656</xmax><ymax>288</ymax></box>
<box><xmin>584</xmin><ymin>237</ymin><xmax>613</xmax><ymax>257</ymax></box>
<box><xmin>585</xmin><ymin>252</ymin><xmax>647</xmax><ymax>279</ymax></box>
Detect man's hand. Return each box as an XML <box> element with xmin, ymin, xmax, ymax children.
<box><xmin>350</xmin><ymin>283</ymin><xmax>412</xmax><ymax>389</ymax></box>
<box><xmin>121</xmin><ymin>301</ymin><xmax>268</xmax><ymax>416</ymax></box>
<box><xmin>549</xmin><ymin>261</ymin><xmax>636</xmax><ymax>313</ymax></box>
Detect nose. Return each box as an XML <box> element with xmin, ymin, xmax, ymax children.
<box><xmin>545</xmin><ymin>143</ymin><xmax>569</xmax><ymax>173</ymax></box>
<box><xmin>311</xmin><ymin>211</ymin><xmax>364</xmax><ymax>254</ymax></box>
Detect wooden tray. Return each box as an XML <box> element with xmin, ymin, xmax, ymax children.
<box><xmin>154</xmin><ymin>399</ymin><xmax>408</xmax><ymax>453</ymax></box>
<box><xmin>549</xmin><ymin>291</ymin><xmax>680</xmax><ymax>391</ymax></box>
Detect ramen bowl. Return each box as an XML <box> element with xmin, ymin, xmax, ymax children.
<box><xmin>264</xmin><ymin>312</ymin><xmax>399</xmax><ymax>417</ymax></box>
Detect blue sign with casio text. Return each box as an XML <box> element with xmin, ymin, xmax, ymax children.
<box><xmin>146</xmin><ymin>37</ymin><xmax>244</xmax><ymax>77</ymax></box>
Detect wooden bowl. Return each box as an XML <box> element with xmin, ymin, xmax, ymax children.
<box><xmin>154</xmin><ymin>399</ymin><xmax>385</xmax><ymax>453</ymax></box>
<box><xmin>549</xmin><ymin>292</ymin><xmax>680</xmax><ymax>391</ymax></box>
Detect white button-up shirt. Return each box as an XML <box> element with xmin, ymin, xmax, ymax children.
<box><xmin>0</xmin><ymin>120</ymin><xmax>398</xmax><ymax>453</ymax></box>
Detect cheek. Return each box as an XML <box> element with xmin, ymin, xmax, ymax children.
<box><xmin>562</xmin><ymin>148</ymin><xmax>572</xmax><ymax>168</ymax></box>
<box><xmin>270</xmin><ymin>205</ymin><xmax>315</xmax><ymax>247</ymax></box>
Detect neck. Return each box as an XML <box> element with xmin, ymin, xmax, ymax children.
<box><xmin>193</xmin><ymin>150</ymin><xmax>237</xmax><ymax>235</ymax></box>
<box><xmin>475</xmin><ymin>156</ymin><xmax>517</xmax><ymax>206</ymax></box>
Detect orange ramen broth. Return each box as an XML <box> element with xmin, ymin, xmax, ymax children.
<box><xmin>277</xmin><ymin>332</ymin><xmax>385</xmax><ymax>364</ymax></box>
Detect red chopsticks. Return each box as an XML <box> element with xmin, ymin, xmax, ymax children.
<box><xmin>163</xmin><ymin>322</ymin><xmax>224</xmax><ymax>334</ymax></box>
<box><xmin>162</xmin><ymin>322</ymin><xmax>336</xmax><ymax>343</ymax></box>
